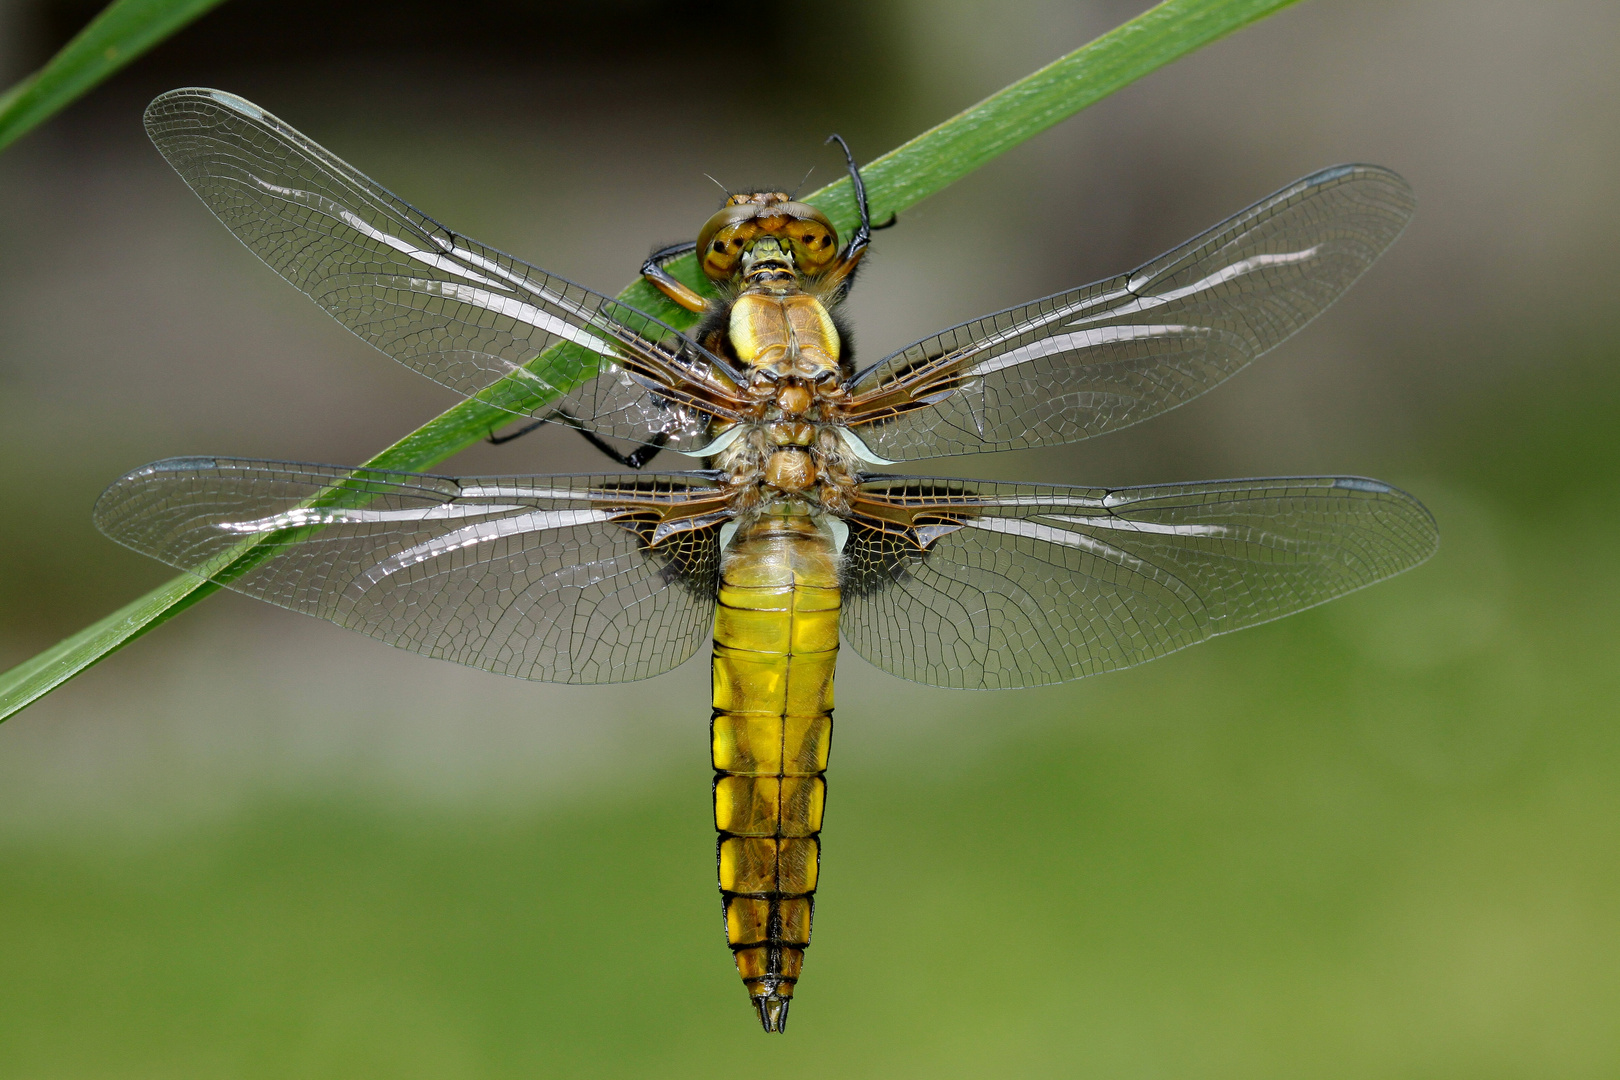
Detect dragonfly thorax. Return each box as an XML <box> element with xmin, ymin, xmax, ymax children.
<box><xmin>713</xmin><ymin>410</ymin><xmax>859</xmax><ymax>514</ymax></box>
<box><xmin>712</xmin><ymin>278</ymin><xmax>859</xmax><ymax>513</ymax></box>
<box><xmin>729</xmin><ymin>293</ymin><xmax>842</xmax><ymax>375</ymax></box>
<box><xmin>764</xmin><ymin>447</ymin><xmax>816</xmax><ymax>493</ymax></box>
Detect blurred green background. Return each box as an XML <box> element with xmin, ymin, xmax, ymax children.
<box><xmin>2</xmin><ymin>0</ymin><xmax>1619</xmax><ymax>1075</ymax></box>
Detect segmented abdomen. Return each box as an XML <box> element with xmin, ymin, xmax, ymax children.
<box><xmin>710</xmin><ymin>510</ymin><xmax>839</xmax><ymax>1033</ymax></box>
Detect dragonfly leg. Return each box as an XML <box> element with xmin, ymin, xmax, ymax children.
<box><xmin>487</xmin><ymin>409</ymin><xmax>668</xmax><ymax>469</ymax></box>
<box><xmin>819</xmin><ymin>135</ymin><xmax>894</xmax><ymax>298</ymax></box>
<box><xmin>485</xmin><ymin>416</ymin><xmax>548</xmax><ymax>446</ymax></box>
<box><xmin>642</xmin><ymin>240</ymin><xmax>710</xmax><ymax>313</ymax></box>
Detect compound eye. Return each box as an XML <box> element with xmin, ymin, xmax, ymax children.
<box><xmin>696</xmin><ymin>205</ymin><xmax>762</xmax><ymax>280</ymax></box>
<box><xmin>700</xmin><ymin>226</ymin><xmax>756</xmax><ymax>279</ymax></box>
<box><xmin>785</xmin><ymin>219</ymin><xmax>839</xmax><ymax>274</ymax></box>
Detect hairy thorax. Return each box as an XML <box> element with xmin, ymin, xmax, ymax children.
<box><xmin>714</xmin><ymin>286</ymin><xmax>859</xmax><ymax>520</ymax></box>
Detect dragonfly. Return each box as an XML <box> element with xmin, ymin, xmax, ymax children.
<box><xmin>96</xmin><ymin>88</ymin><xmax>1437</xmax><ymax>1033</ymax></box>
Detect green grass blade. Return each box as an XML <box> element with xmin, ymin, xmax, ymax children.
<box><xmin>0</xmin><ymin>0</ymin><xmax>229</xmax><ymax>153</ymax></box>
<box><xmin>0</xmin><ymin>578</ymin><xmax>219</xmax><ymax>717</ymax></box>
<box><xmin>0</xmin><ymin>0</ymin><xmax>1305</xmax><ymax>722</ymax></box>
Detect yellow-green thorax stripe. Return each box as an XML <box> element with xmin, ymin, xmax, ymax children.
<box><xmin>710</xmin><ymin>507</ymin><xmax>839</xmax><ymax>1033</ymax></box>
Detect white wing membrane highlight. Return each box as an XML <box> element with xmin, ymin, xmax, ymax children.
<box><xmin>849</xmin><ymin>165</ymin><xmax>1415</xmax><ymax>459</ymax></box>
<box><xmin>94</xmin><ymin>458</ymin><xmax>725</xmax><ymax>684</ymax></box>
<box><xmin>144</xmin><ymin>88</ymin><xmax>724</xmax><ymax>448</ymax></box>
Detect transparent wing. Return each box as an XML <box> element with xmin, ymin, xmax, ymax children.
<box><xmin>841</xmin><ymin>475</ymin><xmax>1437</xmax><ymax>688</ymax></box>
<box><xmin>94</xmin><ymin>458</ymin><xmax>730</xmax><ymax>683</ymax></box>
<box><xmin>145</xmin><ymin>88</ymin><xmax>743</xmax><ymax>450</ymax></box>
<box><xmin>845</xmin><ymin>165</ymin><xmax>1415</xmax><ymax>460</ymax></box>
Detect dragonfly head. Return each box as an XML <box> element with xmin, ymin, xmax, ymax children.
<box><xmin>697</xmin><ymin>192</ymin><xmax>840</xmax><ymax>282</ymax></box>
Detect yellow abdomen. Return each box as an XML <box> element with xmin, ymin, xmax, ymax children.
<box><xmin>710</xmin><ymin>507</ymin><xmax>839</xmax><ymax>1033</ymax></box>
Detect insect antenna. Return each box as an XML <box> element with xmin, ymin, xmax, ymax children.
<box><xmin>703</xmin><ymin>172</ymin><xmax>730</xmax><ymax>197</ymax></box>
<box><xmin>790</xmin><ymin>164</ymin><xmax>816</xmax><ymax>200</ymax></box>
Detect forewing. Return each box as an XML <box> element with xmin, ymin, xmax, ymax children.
<box><xmin>94</xmin><ymin>458</ymin><xmax>728</xmax><ymax>683</ymax></box>
<box><xmin>841</xmin><ymin>475</ymin><xmax>1436</xmax><ymax>688</ymax></box>
<box><xmin>846</xmin><ymin>165</ymin><xmax>1415</xmax><ymax>460</ymax></box>
<box><xmin>145</xmin><ymin>88</ymin><xmax>739</xmax><ymax>449</ymax></box>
